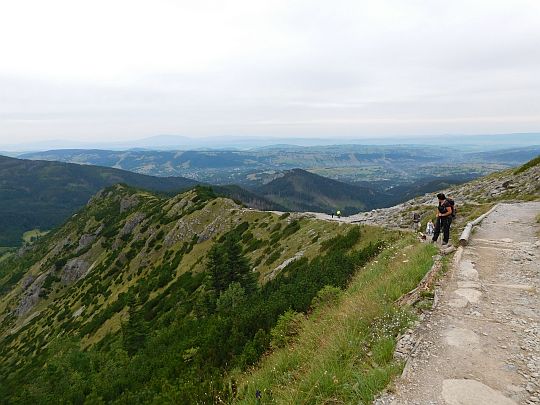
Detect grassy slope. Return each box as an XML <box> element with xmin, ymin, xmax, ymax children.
<box><xmin>233</xmin><ymin>236</ymin><xmax>437</xmax><ymax>404</ymax></box>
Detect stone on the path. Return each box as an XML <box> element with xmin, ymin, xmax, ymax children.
<box><xmin>444</xmin><ymin>327</ymin><xmax>480</xmax><ymax>347</ymax></box>
<box><xmin>454</xmin><ymin>288</ymin><xmax>482</xmax><ymax>304</ymax></box>
<box><xmin>442</xmin><ymin>379</ymin><xmax>517</xmax><ymax>405</ymax></box>
<box><xmin>458</xmin><ymin>260</ymin><xmax>479</xmax><ymax>281</ymax></box>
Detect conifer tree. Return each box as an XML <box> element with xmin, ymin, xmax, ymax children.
<box><xmin>122</xmin><ymin>294</ymin><xmax>147</xmax><ymax>355</ymax></box>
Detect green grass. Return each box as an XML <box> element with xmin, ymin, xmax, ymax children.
<box><xmin>514</xmin><ymin>155</ymin><xmax>540</xmax><ymax>174</ymax></box>
<box><xmin>232</xmin><ymin>237</ymin><xmax>437</xmax><ymax>404</ymax></box>
<box><xmin>22</xmin><ymin>229</ymin><xmax>49</xmax><ymax>244</ymax></box>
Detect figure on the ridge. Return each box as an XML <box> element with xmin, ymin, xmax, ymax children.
<box><xmin>431</xmin><ymin>193</ymin><xmax>454</xmax><ymax>245</ymax></box>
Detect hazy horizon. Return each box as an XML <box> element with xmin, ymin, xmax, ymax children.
<box><xmin>1</xmin><ymin>1</ymin><xmax>540</xmax><ymax>143</ymax></box>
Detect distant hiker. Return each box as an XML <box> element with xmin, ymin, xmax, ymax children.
<box><xmin>331</xmin><ymin>212</ymin><xmax>334</xmax><ymax>218</ymax></box>
<box><xmin>432</xmin><ymin>193</ymin><xmax>453</xmax><ymax>245</ymax></box>
<box><xmin>412</xmin><ymin>212</ymin><xmax>421</xmax><ymax>231</ymax></box>
<box><xmin>426</xmin><ymin>220</ymin><xmax>434</xmax><ymax>236</ymax></box>
<box><xmin>336</xmin><ymin>210</ymin><xmax>341</xmax><ymax>219</ymax></box>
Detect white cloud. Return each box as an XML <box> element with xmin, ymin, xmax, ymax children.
<box><xmin>0</xmin><ymin>0</ymin><xmax>539</xmax><ymax>143</ymax></box>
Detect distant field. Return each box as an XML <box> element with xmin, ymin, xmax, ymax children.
<box><xmin>22</xmin><ymin>229</ymin><xmax>49</xmax><ymax>243</ymax></box>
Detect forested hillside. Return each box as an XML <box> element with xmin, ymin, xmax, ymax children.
<box><xmin>0</xmin><ymin>185</ymin><xmax>393</xmax><ymax>403</ymax></box>
<box><xmin>0</xmin><ymin>155</ymin><xmax>196</xmax><ymax>246</ymax></box>
<box><xmin>256</xmin><ymin>169</ymin><xmax>385</xmax><ymax>215</ymax></box>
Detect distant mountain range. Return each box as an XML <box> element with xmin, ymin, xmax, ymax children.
<box><xmin>3</xmin><ymin>142</ymin><xmax>539</xmax><ymax>246</ymax></box>
<box><xmin>18</xmin><ymin>144</ymin><xmax>540</xmax><ymax>186</ymax></box>
<box><xmin>3</xmin><ymin>133</ymin><xmax>540</xmax><ymax>151</ymax></box>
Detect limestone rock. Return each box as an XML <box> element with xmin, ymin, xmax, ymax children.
<box><xmin>61</xmin><ymin>258</ymin><xmax>91</xmax><ymax>284</ymax></box>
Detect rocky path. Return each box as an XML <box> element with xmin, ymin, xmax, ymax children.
<box><xmin>376</xmin><ymin>202</ymin><xmax>540</xmax><ymax>404</ymax></box>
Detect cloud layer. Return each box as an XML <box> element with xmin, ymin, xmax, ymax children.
<box><xmin>1</xmin><ymin>0</ymin><xmax>539</xmax><ymax>142</ymax></box>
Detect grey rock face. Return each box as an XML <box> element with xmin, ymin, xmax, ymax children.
<box><xmin>61</xmin><ymin>258</ymin><xmax>91</xmax><ymax>284</ymax></box>
<box><xmin>77</xmin><ymin>234</ymin><xmax>96</xmax><ymax>252</ymax></box>
<box><xmin>16</xmin><ymin>273</ymin><xmax>47</xmax><ymax>316</ymax></box>
<box><xmin>120</xmin><ymin>195</ymin><xmax>140</xmax><ymax>213</ymax></box>
<box><xmin>120</xmin><ymin>212</ymin><xmax>146</xmax><ymax>236</ymax></box>
<box><xmin>21</xmin><ymin>275</ymin><xmax>35</xmax><ymax>290</ymax></box>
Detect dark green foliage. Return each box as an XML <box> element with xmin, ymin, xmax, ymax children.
<box><xmin>207</xmin><ymin>235</ymin><xmax>256</xmax><ymax>293</ymax></box>
<box><xmin>281</xmin><ymin>220</ymin><xmax>300</xmax><ymax>238</ymax></box>
<box><xmin>122</xmin><ymin>295</ymin><xmax>148</xmax><ymax>356</ymax></box>
<box><xmin>321</xmin><ymin>226</ymin><xmax>362</xmax><ymax>252</ymax></box>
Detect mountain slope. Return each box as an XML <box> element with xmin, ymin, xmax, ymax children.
<box><xmin>0</xmin><ymin>155</ymin><xmax>198</xmax><ymax>246</ymax></box>
<box><xmin>0</xmin><ymin>185</ymin><xmax>390</xmax><ymax>403</ymax></box>
<box><xmin>255</xmin><ymin>168</ymin><xmax>388</xmax><ymax>214</ymax></box>
<box><xmin>0</xmin><ymin>155</ymin><xmax>280</xmax><ymax>246</ymax></box>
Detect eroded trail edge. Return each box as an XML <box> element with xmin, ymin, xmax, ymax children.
<box><xmin>376</xmin><ymin>202</ymin><xmax>540</xmax><ymax>405</ymax></box>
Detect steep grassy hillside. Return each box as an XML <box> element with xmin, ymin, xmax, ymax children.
<box><xmin>256</xmin><ymin>169</ymin><xmax>387</xmax><ymax>215</ymax></box>
<box><xmin>0</xmin><ymin>185</ymin><xmax>395</xmax><ymax>403</ymax></box>
<box><xmin>233</xmin><ymin>238</ymin><xmax>437</xmax><ymax>404</ymax></box>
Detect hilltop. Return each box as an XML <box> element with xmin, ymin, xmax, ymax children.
<box><xmin>255</xmin><ymin>168</ymin><xmax>386</xmax><ymax>215</ymax></box>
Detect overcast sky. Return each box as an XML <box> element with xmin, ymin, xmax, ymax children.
<box><xmin>1</xmin><ymin>0</ymin><xmax>539</xmax><ymax>144</ymax></box>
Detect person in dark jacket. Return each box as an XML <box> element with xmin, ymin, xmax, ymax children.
<box><xmin>432</xmin><ymin>193</ymin><xmax>453</xmax><ymax>245</ymax></box>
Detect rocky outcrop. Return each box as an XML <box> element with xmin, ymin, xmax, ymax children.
<box><xmin>61</xmin><ymin>258</ymin><xmax>91</xmax><ymax>284</ymax></box>
<box><xmin>265</xmin><ymin>251</ymin><xmax>304</xmax><ymax>281</ymax></box>
<box><xmin>16</xmin><ymin>273</ymin><xmax>47</xmax><ymax>316</ymax></box>
<box><xmin>120</xmin><ymin>195</ymin><xmax>140</xmax><ymax>213</ymax></box>
<box><xmin>120</xmin><ymin>212</ymin><xmax>146</xmax><ymax>236</ymax></box>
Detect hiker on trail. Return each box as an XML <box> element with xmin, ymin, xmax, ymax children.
<box><xmin>426</xmin><ymin>220</ymin><xmax>434</xmax><ymax>236</ymax></box>
<box><xmin>336</xmin><ymin>210</ymin><xmax>341</xmax><ymax>219</ymax></box>
<box><xmin>431</xmin><ymin>193</ymin><xmax>454</xmax><ymax>245</ymax></box>
<box><xmin>331</xmin><ymin>212</ymin><xmax>334</xmax><ymax>218</ymax></box>
<box><xmin>412</xmin><ymin>212</ymin><xmax>421</xmax><ymax>231</ymax></box>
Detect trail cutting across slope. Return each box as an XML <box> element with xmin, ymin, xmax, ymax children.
<box><xmin>376</xmin><ymin>202</ymin><xmax>540</xmax><ymax>404</ymax></box>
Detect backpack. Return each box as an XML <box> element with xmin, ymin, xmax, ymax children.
<box><xmin>446</xmin><ymin>198</ymin><xmax>456</xmax><ymax>218</ymax></box>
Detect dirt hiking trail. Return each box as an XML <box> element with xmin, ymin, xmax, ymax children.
<box><xmin>376</xmin><ymin>202</ymin><xmax>540</xmax><ymax>405</ymax></box>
